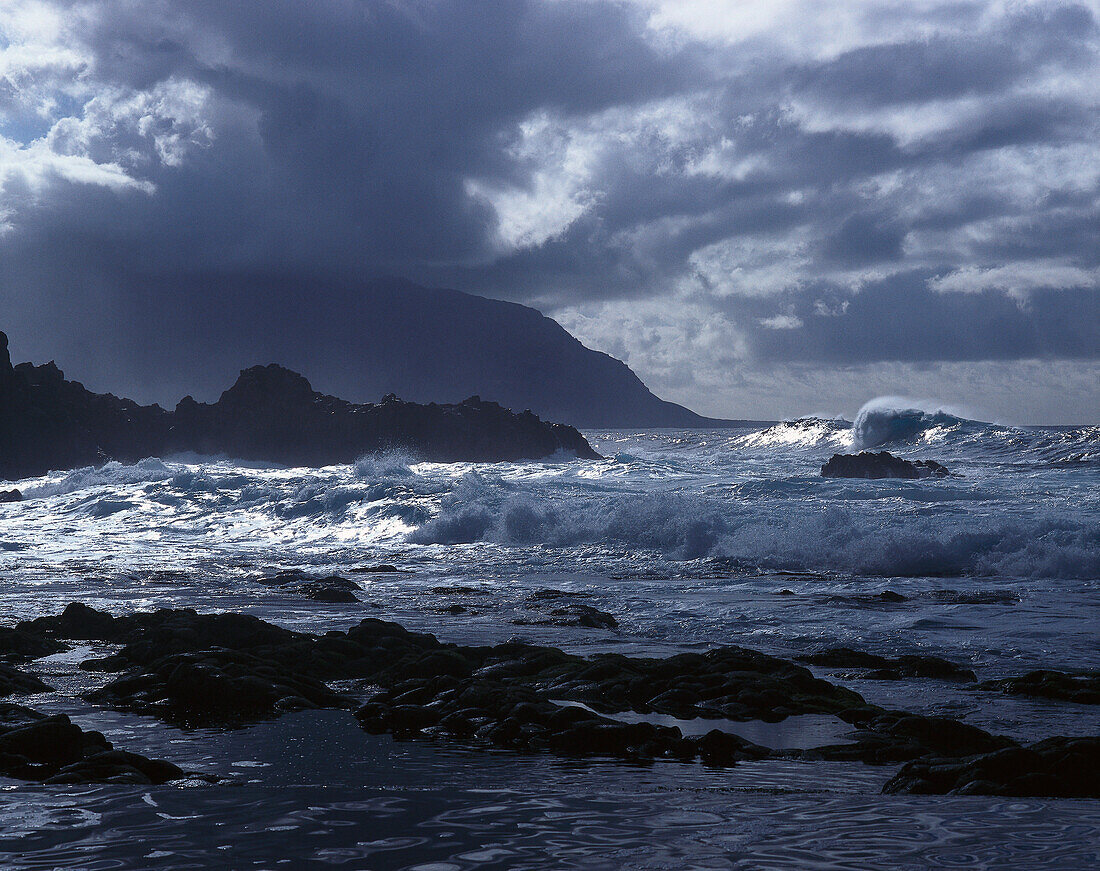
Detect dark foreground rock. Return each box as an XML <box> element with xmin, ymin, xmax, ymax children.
<box><xmin>0</xmin><ymin>703</ymin><xmax>183</xmax><ymax>785</ymax></box>
<box><xmin>883</xmin><ymin>736</ymin><xmax>1100</xmax><ymax>797</ymax></box>
<box><xmin>975</xmin><ymin>670</ymin><xmax>1100</xmax><ymax>705</ymax></box>
<box><xmin>11</xmin><ymin>603</ymin><xmax>1095</xmax><ymax>795</ymax></box>
<box><xmin>0</xmin><ymin>330</ymin><xmax>599</xmax><ymax>481</ymax></box>
<box><xmin>803</xmin><ymin>707</ymin><xmax>1015</xmax><ymax>765</ymax></box>
<box><xmin>821</xmin><ymin>452</ymin><xmax>950</xmax><ymax>479</ymax></box>
<box><xmin>797</xmin><ymin>647</ymin><xmax>976</xmax><ymax>682</ymax></box>
<box><xmin>0</xmin><ymin>489</ymin><xmax>20</xmax><ymax>502</ymax></box>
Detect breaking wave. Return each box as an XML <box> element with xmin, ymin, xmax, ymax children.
<box><xmin>407</xmin><ymin>485</ymin><xmax>1100</xmax><ymax>579</ymax></box>
<box><xmin>851</xmin><ymin>397</ymin><xmax>970</xmax><ymax>449</ymax></box>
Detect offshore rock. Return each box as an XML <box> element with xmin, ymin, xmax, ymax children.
<box><xmin>0</xmin><ymin>489</ymin><xmax>20</xmax><ymax>502</ymax></box>
<box><xmin>797</xmin><ymin>647</ymin><xmax>976</xmax><ymax>682</ymax></box>
<box><xmin>975</xmin><ymin>670</ymin><xmax>1100</xmax><ymax>705</ymax></box>
<box><xmin>821</xmin><ymin>451</ymin><xmax>951</xmax><ymax>479</ymax></box>
<box><xmin>0</xmin><ymin>331</ymin><xmax>599</xmax><ymax>481</ymax></box>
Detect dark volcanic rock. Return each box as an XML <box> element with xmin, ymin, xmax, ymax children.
<box><xmin>0</xmin><ymin>664</ymin><xmax>51</xmax><ymax>696</ymax></box>
<box><xmin>797</xmin><ymin>647</ymin><xmax>976</xmax><ymax>682</ymax></box>
<box><xmin>883</xmin><ymin>736</ymin><xmax>1100</xmax><ymax>797</ymax></box>
<box><xmin>0</xmin><ymin>489</ymin><xmax>20</xmax><ymax>502</ymax></box>
<box><xmin>821</xmin><ymin>452</ymin><xmax>950</xmax><ymax>479</ymax></box>
<box><xmin>258</xmin><ymin>570</ymin><xmax>362</xmax><ymax>604</ymax></box>
<box><xmin>0</xmin><ymin>627</ymin><xmax>66</xmax><ymax>663</ymax></box>
<box><xmin>85</xmin><ymin>648</ymin><xmax>350</xmax><ymax>727</ymax></box>
<box><xmin>804</xmin><ymin>709</ymin><xmax>1014</xmax><ymax>765</ymax></box>
<box><xmin>23</xmin><ymin>603</ymin><xmax>861</xmax><ymax>759</ymax></box>
<box><xmin>0</xmin><ymin>330</ymin><xmax>599</xmax><ymax>480</ymax></box>
<box><xmin>29</xmin><ymin>602</ymin><xmax>1070</xmax><ymax>785</ymax></box>
<box><xmin>975</xmin><ymin>670</ymin><xmax>1100</xmax><ymax>705</ymax></box>
<box><xmin>0</xmin><ymin>702</ymin><xmax>183</xmax><ymax>785</ymax></box>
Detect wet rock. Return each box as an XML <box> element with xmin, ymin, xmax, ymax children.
<box><xmin>350</xmin><ymin>564</ymin><xmax>406</xmax><ymax>573</ymax></box>
<box><xmin>0</xmin><ymin>664</ymin><xmax>51</xmax><ymax>696</ymax></box>
<box><xmin>804</xmin><ymin>710</ymin><xmax>1013</xmax><ymax>765</ymax></box>
<box><xmin>515</xmin><ymin>592</ymin><xmax>618</xmax><ymax>630</ymax></box>
<box><xmin>0</xmin><ymin>703</ymin><xmax>182</xmax><ymax>785</ymax></box>
<box><xmin>24</xmin><ymin>601</ymin><xmax>124</xmax><ymax>641</ymax></box>
<box><xmin>797</xmin><ymin>647</ymin><xmax>976</xmax><ymax>681</ymax></box>
<box><xmin>86</xmin><ymin>648</ymin><xmax>351</xmax><ymax>727</ymax></box>
<box><xmin>529</xmin><ymin>589</ymin><xmax>594</xmax><ymax>600</ymax></box>
<box><xmin>975</xmin><ymin>670</ymin><xmax>1100</xmax><ymax>705</ymax></box>
<box><xmin>0</xmin><ymin>627</ymin><xmax>66</xmax><ymax>663</ymax></box>
<box><xmin>883</xmin><ymin>736</ymin><xmax>1100</xmax><ymax>797</ymax></box>
<box><xmin>258</xmin><ymin>570</ymin><xmax>361</xmax><ymax>603</ymax></box>
<box><xmin>821</xmin><ymin>452</ymin><xmax>950</xmax><ymax>479</ymax></box>
<box><xmin>693</xmin><ymin>729</ymin><xmax>770</xmax><ymax>766</ymax></box>
<box><xmin>0</xmin><ymin>489</ymin><xmax>21</xmax><ymax>503</ymax></box>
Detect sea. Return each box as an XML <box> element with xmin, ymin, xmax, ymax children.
<box><xmin>0</xmin><ymin>399</ymin><xmax>1097</xmax><ymax>869</ymax></box>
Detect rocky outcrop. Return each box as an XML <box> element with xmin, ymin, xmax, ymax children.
<box><xmin>797</xmin><ymin>647</ymin><xmax>976</xmax><ymax>681</ymax></box>
<box><xmin>0</xmin><ymin>703</ymin><xmax>184</xmax><ymax>785</ymax></box>
<box><xmin>975</xmin><ymin>670</ymin><xmax>1100</xmax><ymax>705</ymax></box>
<box><xmin>0</xmin><ymin>331</ymin><xmax>599</xmax><ymax>480</ymax></box>
<box><xmin>14</xmin><ymin>602</ymin><xmax>1095</xmax><ymax>796</ymax></box>
<box><xmin>821</xmin><ymin>451</ymin><xmax>950</xmax><ymax>479</ymax></box>
<box><xmin>883</xmin><ymin>736</ymin><xmax>1100</xmax><ymax>797</ymax></box>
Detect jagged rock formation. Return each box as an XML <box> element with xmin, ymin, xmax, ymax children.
<box><xmin>821</xmin><ymin>451</ymin><xmax>950</xmax><ymax>479</ymax></box>
<box><xmin>0</xmin><ymin>331</ymin><xmax>598</xmax><ymax>481</ymax></box>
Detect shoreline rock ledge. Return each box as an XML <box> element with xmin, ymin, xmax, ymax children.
<box><xmin>0</xmin><ymin>330</ymin><xmax>599</xmax><ymax>480</ymax></box>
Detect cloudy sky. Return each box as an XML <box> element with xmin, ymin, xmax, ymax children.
<box><xmin>1</xmin><ymin>0</ymin><xmax>1098</xmax><ymax>423</ymax></box>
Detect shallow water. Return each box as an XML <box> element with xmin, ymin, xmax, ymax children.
<box><xmin>0</xmin><ymin>409</ymin><xmax>1097</xmax><ymax>866</ymax></box>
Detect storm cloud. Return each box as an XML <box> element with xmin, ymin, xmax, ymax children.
<box><xmin>0</xmin><ymin>0</ymin><xmax>1097</xmax><ymax>421</ymax></box>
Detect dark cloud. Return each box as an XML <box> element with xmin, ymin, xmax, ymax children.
<box><xmin>740</xmin><ymin>272</ymin><xmax>1100</xmax><ymax>363</ymax></box>
<box><xmin>0</xmin><ymin>0</ymin><xmax>1096</xmax><ymax>419</ymax></box>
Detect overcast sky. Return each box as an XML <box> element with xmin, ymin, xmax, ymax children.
<box><xmin>1</xmin><ymin>0</ymin><xmax>1097</xmax><ymax>423</ymax></box>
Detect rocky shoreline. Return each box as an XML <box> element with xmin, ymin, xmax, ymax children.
<box><xmin>2</xmin><ymin>602</ymin><xmax>1095</xmax><ymax>798</ymax></box>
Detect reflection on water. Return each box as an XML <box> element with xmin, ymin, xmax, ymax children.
<box><xmin>2</xmin><ymin>783</ymin><xmax>1097</xmax><ymax>870</ymax></box>
<box><xmin>0</xmin><ymin>711</ymin><xmax>1096</xmax><ymax>870</ymax></box>
<box><xmin>554</xmin><ymin>702</ymin><xmax>854</xmax><ymax>748</ymax></box>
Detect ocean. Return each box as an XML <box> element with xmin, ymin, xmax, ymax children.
<box><xmin>1</xmin><ymin>401</ymin><xmax>1097</xmax><ymax>868</ymax></box>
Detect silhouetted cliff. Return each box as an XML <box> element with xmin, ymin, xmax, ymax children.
<box><xmin>0</xmin><ymin>332</ymin><xmax>598</xmax><ymax>481</ymax></box>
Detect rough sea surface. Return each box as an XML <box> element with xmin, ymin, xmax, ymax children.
<box><xmin>1</xmin><ymin>402</ymin><xmax>1098</xmax><ymax>868</ymax></box>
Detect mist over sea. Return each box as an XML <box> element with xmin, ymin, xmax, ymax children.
<box><xmin>2</xmin><ymin>401</ymin><xmax>1098</xmax><ymax>868</ymax></box>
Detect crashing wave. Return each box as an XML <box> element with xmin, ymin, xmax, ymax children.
<box><xmin>851</xmin><ymin>398</ymin><xmax>971</xmax><ymax>449</ymax></box>
<box><xmin>736</xmin><ymin>417</ymin><xmax>853</xmax><ymax>451</ymax></box>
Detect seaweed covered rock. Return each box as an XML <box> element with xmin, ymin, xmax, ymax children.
<box><xmin>821</xmin><ymin>452</ymin><xmax>950</xmax><ymax>479</ymax></box>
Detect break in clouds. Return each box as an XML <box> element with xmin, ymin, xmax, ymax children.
<box><xmin>0</xmin><ymin>0</ymin><xmax>1098</xmax><ymax>421</ymax></box>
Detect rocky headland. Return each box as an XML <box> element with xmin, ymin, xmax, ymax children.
<box><xmin>0</xmin><ymin>331</ymin><xmax>598</xmax><ymax>481</ymax></box>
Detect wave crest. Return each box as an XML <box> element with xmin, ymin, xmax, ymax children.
<box><xmin>852</xmin><ymin>398</ymin><xmax>969</xmax><ymax>449</ymax></box>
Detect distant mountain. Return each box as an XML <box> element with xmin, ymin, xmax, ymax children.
<box><xmin>283</xmin><ymin>278</ymin><xmax>745</xmax><ymax>429</ymax></box>
<box><xmin>0</xmin><ymin>332</ymin><xmax>597</xmax><ymax>481</ymax></box>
